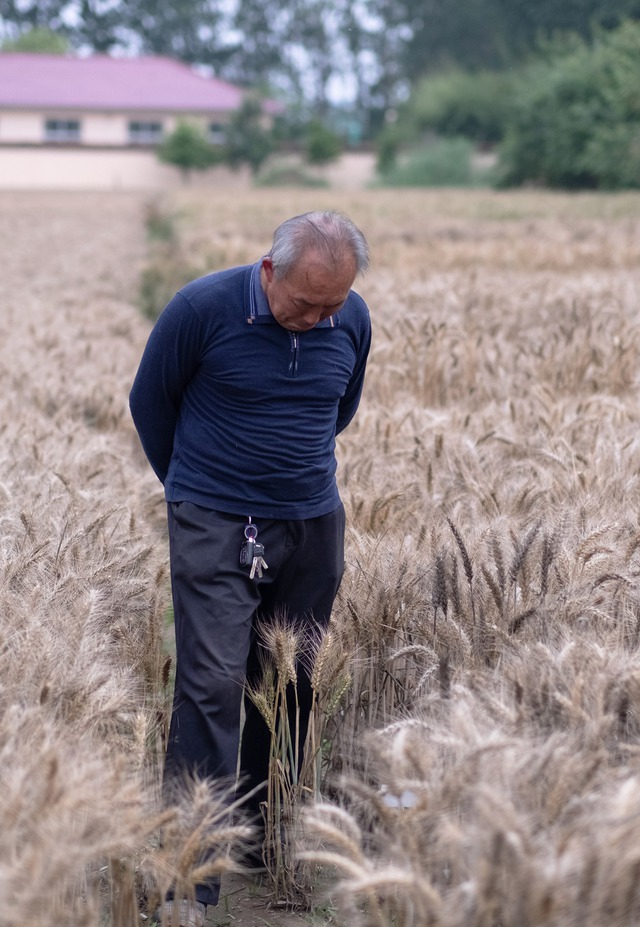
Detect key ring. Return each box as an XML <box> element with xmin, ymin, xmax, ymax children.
<box><xmin>244</xmin><ymin>524</ymin><xmax>258</xmax><ymax>540</ymax></box>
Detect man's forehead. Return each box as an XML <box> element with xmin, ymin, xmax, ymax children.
<box><xmin>290</xmin><ymin>249</ymin><xmax>355</xmax><ymax>285</ymax></box>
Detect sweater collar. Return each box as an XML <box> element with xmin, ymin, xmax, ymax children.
<box><xmin>247</xmin><ymin>260</ymin><xmax>273</xmax><ymax>323</ymax></box>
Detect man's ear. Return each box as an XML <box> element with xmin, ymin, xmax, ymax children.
<box><xmin>262</xmin><ymin>257</ymin><xmax>275</xmax><ymax>282</ymax></box>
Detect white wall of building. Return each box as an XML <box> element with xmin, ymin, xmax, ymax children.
<box><xmin>0</xmin><ymin>109</ymin><xmax>227</xmax><ymax>146</ymax></box>
<box><xmin>0</xmin><ymin>111</ymin><xmax>42</xmax><ymax>144</ymax></box>
<box><xmin>0</xmin><ymin>147</ymin><xmax>250</xmax><ymax>190</ymax></box>
<box><xmin>82</xmin><ymin>113</ymin><xmax>128</xmax><ymax>146</ymax></box>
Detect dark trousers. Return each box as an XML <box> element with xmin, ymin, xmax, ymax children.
<box><xmin>164</xmin><ymin>501</ymin><xmax>345</xmax><ymax>906</ymax></box>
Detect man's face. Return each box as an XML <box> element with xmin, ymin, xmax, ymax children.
<box><xmin>261</xmin><ymin>250</ymin><xmax>356</xmax><ymax>332</ymax></box>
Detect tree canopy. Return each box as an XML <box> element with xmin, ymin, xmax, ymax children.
<box><xmin>0</xmin><ymin>25</ymin><xmax>68</xmax><ymax>52</ymax></box>
<box><xmin>2</xmin><ymin>0</ymin><xmax>640</xmax><ymax>128</ymax></box>
<box><xmin>499</xmin><ymin>21</ymin><xmax>640</xmax><ymax>188</ymax></box>
<box><xmin>157</xmin><ymin>121</ymin><xmax>221</xmax><ymax>181</ymax></box>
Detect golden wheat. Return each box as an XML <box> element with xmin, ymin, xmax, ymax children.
<box><xmin>5</xmin><ymin>187</ymin><xmax>640</xmax><ymax>925</ymax></box>
<box><xmin>0</xmin><ymin>192</ymin><xmax>253</xmax><ymax>926</ymax></box>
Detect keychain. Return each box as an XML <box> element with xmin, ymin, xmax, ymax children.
<box><xmin>240</xmin><ymin>518</ymin><xmax>268</xmax><ymax>579</ymax></box>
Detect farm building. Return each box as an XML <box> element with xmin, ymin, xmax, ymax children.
<box><xmin>0</xmin><ymin>52</ymin><xmax>273</xmax><ymax>190</ymax></box>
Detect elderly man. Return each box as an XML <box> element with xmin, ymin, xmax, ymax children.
<box><xmin>130</xmin><ymin>210</ymin><xmax>371</xmax><ymax>927</ymax></box>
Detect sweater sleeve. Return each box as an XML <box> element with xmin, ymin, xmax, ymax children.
<box><xmin>129</xmin><ymin>291</ymin><xmax>203</xmax><ymax>483</ymax></box>
<box><xmin>335</xmin><ymin>298</ymin><xmax>372</xmax><ymax>436</ymax></box>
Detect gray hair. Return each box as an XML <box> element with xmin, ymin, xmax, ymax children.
<box><xmin>268</xmin><ymin>211</ymin><xmax>370</xmax><ymax>279</ymax></box>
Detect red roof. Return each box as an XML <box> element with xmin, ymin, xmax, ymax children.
<box><xmin>0</xmin><ymin>53</ymin><xmax>247</xmax><ymax>112</ymax></box>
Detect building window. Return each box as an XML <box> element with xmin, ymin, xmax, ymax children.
<box><xmin>128</xmin><ymin>121</ymin><xmax>164</xmax><ymax>145</ymax></box>
<box><xmin>44</xmin><ymin>119</ymin><xmax>81</xmax><ymax>143</ymax></box>
<box><xmin>208</xmin><ymin>122</ymin><xmax>226</xmax><ymax>145</ymax></box>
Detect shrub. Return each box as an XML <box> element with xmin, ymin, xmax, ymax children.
<box><xmin>409</xmin><ymin>68</ymin><xmax>516</xmax><ymax>145</ymax></box>
<box><xmin>375</xmin><ymin>122</ymin><xmax>415</xmax><ymax>174</ymax></box>
<box><xmin>376</xmin><ymin>136</ymin><xmax>491</xmax><ymax>187</ymax></box>
<box><xmin>157</xmin><ymin>122</ymin><xmax>221</xmax><ymax>182</ymax></box>
<box><xmin>304</xmin><ymin>119</ymin><xmax>343</xmax><ymax>166</ymax></box>
<box><xmin>375</xmin><ymin>68</ymin><xmax>514</xmax><ymax>174</ymax></box>
<box><xmin>255</xmin><ymin>161</ymin><xmax>329</xmax><ymax>188</ymax></box>
<box><xmin>499</xmin><ymin>21</ymin><xmax>640</xmax><ymax>189</ymax></box>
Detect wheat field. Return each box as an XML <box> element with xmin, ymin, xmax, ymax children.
<box><xmin>2</xmin><ymin>187</ymin><xmax>640</xmax><ymax>926</ymax></box>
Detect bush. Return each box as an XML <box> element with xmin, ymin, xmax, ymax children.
<box><xmin>376</xmin><ymin>136</ymin><xmax>492</xmax><ymax>187</ymax></box>
<box><xmin>499</xmin><ymin>21</ymin><xmax>640</xmax><ymax>189</ymax></box>
<box><xmin>157</xmin><ymin>122</ymin><xmax>221</xmax><ymax>181</ymax></box>
<box><xmin>409</xmin><ymin>68</ymin><xmax>516</xmax><ymax>145</ymax></box>
<box><xmin>255</xmin><ymin>161</ymin><xmax>329</xmax><ymax>188</ymax></box>
<box><xmin>304</xmin><ymin>120</ymin><xmax>342</xmax><ymax>165</ymax></box>
<box><xmin>375</xmin><ymin>67</ymin><xmax>514</xmax><ymax>174</ymax></box>
<box><xmin>375</xmin><ymin>122</ymin><xmax>415</xmax><ymax>174</ymax></box>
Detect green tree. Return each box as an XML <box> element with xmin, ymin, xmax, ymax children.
<box><xmin>0</xmin><ymin>0</ymin><xmax>231</xmax><ymax>62</ymax></box>
<box><xmin>223</xmin><ymin>99</ymin><xmax>274</xmax><ymax>175</ymax></box>
<box><xmin>157</xmin><ymin>122</ymin><xmax>221</xmax><ymax>182</ymax></box>
<box><xmin>495</xmin><ymin>0</ymin><xmax>640</xmax><ymax>53</ymax></box>
<box><xmin>366</xmin><ymin>0</ymin><xmax>640</xmax><ymax>81</ymax></box>
<box><xmin>224</xmin><ymin>0</ymin><xmax>296</xmax><ymax>95</ymax></box>
<box><xmin>399</xmin><ymin>68</ymin><xmax>515</xmax><ymax>146</ymax></box>
<box><xmin>0</xmin><ymin>0</ymin><xmax>122</xmax><ymax>52</ymax></box>
<box><xmin>499</xmin><ymin>21</ymin><xmax>640</xmax><ymax>188</ymax></box>
<box><xmin>122</xmin><ymin>0</ymin><xmax>230</xmax><ymax>67</ymax></box>
<box><xmin>1</xmin><ymin>26</ymin><xmax>68</xmax><ymax>52</ymax></box>
<box><xmin>304</xmin><ymin>120</ymin><xmax>342</xmax><ymax>165</ymax></box>
<box><xmin>375</xmin><ymin>121</ymin><xmax>415</xmax><ymax>174</ymax></box>
<box><xmin>6</xmin><ymin>0</ymin><xmax>640</xmax><ymax>139</ymax></box>
<box><xmin>0</xmin><ymin>0</ymin><xmax>67</xmax><ymax>37</ymax></box>
<box><xmin>224</xmin><ymin>0</ymin><xmax>355</xmax><ymax>115</ymax></box>
<box><xmin>284</xmin><ymin>0</ymin><xmax>338</xmax><ymax>115</ymax></box>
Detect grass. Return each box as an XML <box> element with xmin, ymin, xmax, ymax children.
<box><xmin>3</xmin><ymin>186</ymin><xmax>640</xmax><ymax>925</ymax></box>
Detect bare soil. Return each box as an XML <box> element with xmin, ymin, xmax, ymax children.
<box><xmin>207</xmin><ymin>872</ymin><xmax>331</xmax><ymax>926</ymax></box>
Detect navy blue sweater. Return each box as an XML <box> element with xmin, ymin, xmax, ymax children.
<box><xmin>129</xmin><ymin>262</ymin><xmax>371</xmax><ymax>519</ymax></box>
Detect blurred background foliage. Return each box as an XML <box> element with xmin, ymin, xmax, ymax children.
<box><xmin>2</xmin><ymin>0</ymin><xmax>640</xmax><ymax>188</ymax></box>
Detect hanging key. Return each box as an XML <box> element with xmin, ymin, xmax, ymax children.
<box><xmin>249</xmin><ymin>541</ymin><xmax>268</xmax><ymax>579</ymax></box>
<box><xmin>240</xmin><ymin>520</ymin><xmax>268</xmax><ymax>579</ymax></box>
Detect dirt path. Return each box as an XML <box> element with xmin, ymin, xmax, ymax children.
<box><xmin>208</xmin><ymin>872</ymin><xmax>329</xmax><ymax>927</ymax></box>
